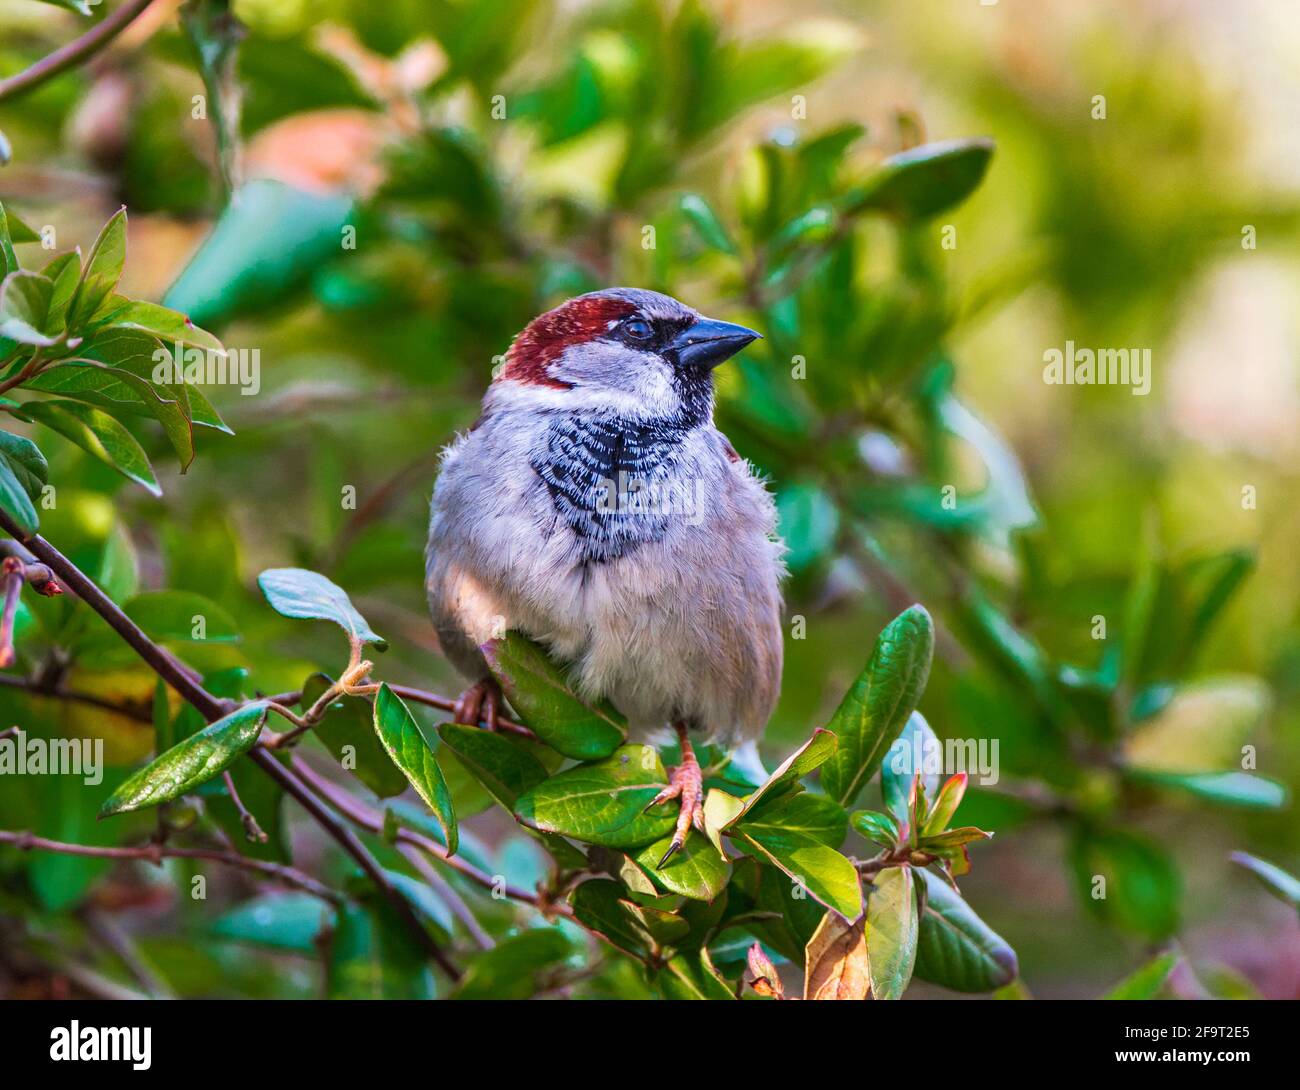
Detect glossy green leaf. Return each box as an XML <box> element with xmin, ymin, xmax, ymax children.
<box><xmin>632</xmin><ymin>831</ymin><xmax>729</xmax><ymax>900</ymax></box>
<box><xmin>258</xmin><ymin>566</ymin><xmax>387</xmax><ymax>649</ymax></box>
<box><xmin>513</xmin><ymin>745</ymin><xmax>677</xmax><ymax>848</ymax></box>
<box><xmin>20</xmin><ymin>399</ymin><xmax>161</xmax><ymax>496</ymax></box>
<box><xmin>846</xmin><ymin>138</ymin><xmax>994</xmax><ymax>220</ymax></box>
<box><xmin>913</xmin><ymin>869</ymin><xmax>1017</xmax><ymax>993</ymax></box>
<box><xmin>740</xmin><ymin>792</ymin><xmax>848</xmax><ymax>847</ymax></box>
<box><xmin>483</xmin><ymin>631</ymin><xmax>625</xmax><ymax>759</ymax></box>
<box><xmin>100</xmin><ymin>701</ymin><xmax>269</xmax><ymax>815</ymax></box>
<box><xmin>732</xmin><ymin>825</ymin><xmax>861</xmax><ymax>920</ymax></box>
<box><xmin>851</xmin><ymin>809</ymin><xmax>900</xmax><ymax>847</ymax></box>
<box><xmin>437</xmin><ymin>722</ymin><xmax>549</xmax><ymax>808</ymax></box>
<box><xmin>866</xmin><ymin>864</ymin><xmax>917</xmax><ymax>1000</ymax></box>
<box><xmin>881</xmin><ymin>712</ymin><xmax>941</xmax><ymax>823</ymax></box>
<box><xmin>726</xmin><ymin>727</ymin><xmax>837</xmax><ymax>827</ymax></box>
<box><xmin>373</xmin><ymin>683</ymin><xmax>457</xmax><ymax>855</ymax></box>
<box><xmin>822</xmin><ymin>605</ymin><xmax>934</xmax><ymax>808</ymax></box>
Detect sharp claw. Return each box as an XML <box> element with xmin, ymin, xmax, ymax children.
<box><xmin>644</xmin><ymin>783</ymin><xmax>680</xmax><ymax>812</ymax></box>
<box><xmin>658</xmin><ymin>836</ymin><xmax>686</xmax><ymax>868</ymax></box>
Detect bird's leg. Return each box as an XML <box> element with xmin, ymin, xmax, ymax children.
<box><xmin>647</xmin><ymin>721</ymin><xmax>706</xmax><ymax>868</ymax></box>
<box><xmin>452</xmin><ymin>677</ymin><xmax>502</xmax><ymax>730</ymax></box>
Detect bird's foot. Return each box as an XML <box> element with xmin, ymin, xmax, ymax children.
<box><xmin>452</xmin><ymin>677</ymin><xmax>502</xmax><ymax>730</ymax></box>
<box><xmin>647</xmin><ymin>731</ymin><xmax>705</xmax><ymax>868</ymax></box>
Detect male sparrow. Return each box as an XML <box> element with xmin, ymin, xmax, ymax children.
<box><xmin>426</xmin><ymin>288</ymin><xmax>785</xmax><ymax>864</ymax></box>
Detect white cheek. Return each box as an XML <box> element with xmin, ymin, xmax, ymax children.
<box><xmin>550</xmin><ymin>343</ymin><xmax>680</xmax><ymax>417</ymax></box>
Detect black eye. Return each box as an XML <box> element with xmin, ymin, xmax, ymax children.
<box><xmin>622</xmin><ymin>318</ymin><xmax>653</xmax><ymax>341</ymax></box>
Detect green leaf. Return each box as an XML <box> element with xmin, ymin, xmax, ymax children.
<box><xmin>702</xmin><ymin>787</ymin><xmax>744</xmax><ymax>859</ymax></box>
<box><xmin>90</xmin><ymin>297</ymin><xmax>225</xmax><ymax>355</ymax></box>
<box><xmin>0</xmin><ymin>429</ymin><xmax>47</xmax><ymax>535</ymax></box>
<box><xmin>621</xmin><ymin>900</ymin><xmax>691</xmax><ymax>946</ymax></box>
<box><xmin>866</xmin><ymin>865</ymin><xmax>918</xmax><ymax>1000</ymax></box>
<box><xmin>822</xmin><ymin>605</ymin><xmax>935</xmax><ymax>808</ymax></box>
<box><xmin>632</xmin><ymin>831</ymin><xmax>729</xmax><ymax>901</ymax></box>
<box><xmin>451</xmin><ymin>928</ymin><xmax>572</xmax><ymax>1000</ymax></box>
<box><xmin>1230</xmin><ymin>852</ymin><xmax>1300</xmax><ymax>909</ymax></box>
<box><xmin>66</xmin><ymin>209</ymin><xmax>127</xmax><ymax>332</ymax></box>
<box><xmin>164</xmin><ymin>179</ymin><xmax>355</xmax><ymax>327</ymax></box>
<box><xmin>912</xmin><ymin>869</ymin><xmax>1018</xmax><ymax>993</ymax></box>
<box><xmin>1069</xmin><ymin>826</ymin><xmax>1180</xmax><ymax>940</ymax></box>
<box><xmin>726</xmin><ymin>727</ymin><xmax>837</xmax><ymax>827</ymax></box>
<box><xmin>658</xmin><ymin>949</ymin><xmax>736</xmax><ymax>1000</ymax></box>
<box><xmin>1104</xmin><ymin>951</ymin><xmax>1179</xmax><ymax>1000</ymax></box>
<box><xmin>740</xmin><ymin>792</ymin><xmax>848</xmax><ymax>847</ymax></box>
<box><xmin>1123</xmin><ymin>677</ymin><xmax>1270</xmax><ymax>773</ymax></box>
<box><xmin>373</xmin><ymin>684</ymin><xmax>457</xmax><ymax>855</ymax></box>
<box><xmin>679</xmin><ymin>193</ymin><xmax>736</xmax><ymax>254</ymax></box>
<box><xmin>302</xmin><ymin>674</ymin><xmax>408</xmax><ymax>799</ymax></box>
<box><xmin>0</xmin><ymin>202</ymin><xmax>24</xmax><ymax>274</ymax></box>
<box><xmin>1125</xmin><ymin>769</ymin><xmax>1287</xmax><ymax>810</ymax></box>
<box><xmin>513</xmin><ymin>744</ymin><xmax>677</xmax><ymax>848</ymax></box>
<box><xmin>851</xmin><ymin>809</ymin><xmax>900</xmax><ymax>847</ymax></box>
<box><xmin>570</xmin><ymin>879</ymin><xmax>651</xmax><ymax>958</ymax></box>
<box><xmin>32</xmin><ymin>328</ymin><xmax>200</xmax><ymax>469</ymax></box>
<box><xmin>258</xmin><ymin>566</ymin><xmax>386</xmax><ymax>649</ymax></box>
<box><xmin>41</xmin><ymin>250</ymin><xmax>79</xmax><ymax>333</ymax></box>
<box><xmin>123</xmin><ymin>590</ymin><xmax>240</xmax><ymax>642</ymax></box>
<box><xmin>212</xmin><ymin>893</ymin><xmax>332</xmax><ymax>954</ymax></box>
<box><xmin>327</xmin><ymin>900</ymin><xmax>434</xmax><ymax>999</ymax></box>
<box><xmin>732</xmin><ymin>825</ymin><xmax>862</xmax><ymax>920</ymax></box>
<box><xmin>100</xmin><ymin>701</ymin><xmax>269</xmax><ymax>816</ymax></box>
<box><xmin>21</xmin><ymin>399</ymin><xmax>161</xmax><ymax>496</ymax></box>
<box><xmin>923</xmin><ymin>773</ymin><xmax>968</xmax><ymax>835</ymax></box>
<box><xmin>0</xmin><ymin>270</ymin><xmax>55</xmax><ymax>345</ymax></box>
<box><xmin>436</xmin><ymin>722</ymin><xmax>549</xmax><ymax>809</ymax></box>
<box><xmin>846</xmin><ymin>138</ymin><xmax>994</xmax><ymax>221</ymax></box>
<box><xmin>483</xmin><ymin>631</ymin><xmax>625</xmax><ymax>759</ymax></box>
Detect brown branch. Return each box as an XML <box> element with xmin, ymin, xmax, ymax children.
<box><xmin>0</xmin><ymin>829</ymin><xmax>342</xmax><ymax>904</ymax></box>
<box><xmin>0</xmin><ymin>510</ymin><xmax>461</xmax><ymax>982</ymax></box>
<box><xmin>0</xmin><ymin>672</ymin><xmax>152</xmax><ymax>723</ymax></box>
<box><xmin>0</xmin><ymin>0</ymin><xmax>158</xmax><ymax>104</ymax></box>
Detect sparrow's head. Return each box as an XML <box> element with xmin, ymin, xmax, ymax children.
<box><xmin>496</xmin><ymin>288</ymin><xmax>760</xmax><ymax>419</ymax></box>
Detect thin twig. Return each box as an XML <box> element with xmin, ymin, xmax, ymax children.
<box><xmin>0</xmin><ymin>0</ymin><xmax>157</xmax><ymax>104</ymax></box>
<box><xmin>0</xmin><ymin>829</ymin><xmax>342</xmax><ymax>903</ymax></box>
<box><xmin>0</xmin><ymin>673</ymin><xmax>152</xmax><ymax>723</ymax></box>
<box><xmin>0</xmin><ymin>510</ymin><xmax>461</xmax><ymax>981</ymax></box>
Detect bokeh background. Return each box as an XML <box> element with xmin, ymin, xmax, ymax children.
<box><xmin>0</xmin><ymin>0</ymin><xmax>1297</xmax><ymax>998</ymax></box>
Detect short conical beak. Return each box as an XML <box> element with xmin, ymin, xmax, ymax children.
<box><xmin>669</xmin><ymin>317</ymin><xmax>761</xmax><ymax>370</ymax></box>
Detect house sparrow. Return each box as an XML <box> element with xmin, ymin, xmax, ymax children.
<box><xmin>426</xmin><ymin>288</ymin><xmax>784</xmax><ymax>864</ymax></box>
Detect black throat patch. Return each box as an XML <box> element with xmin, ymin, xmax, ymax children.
<box><xmin>531</xmin><ymin>404</ymin><xmax>708</xmax><ymax>563</ymax></box>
